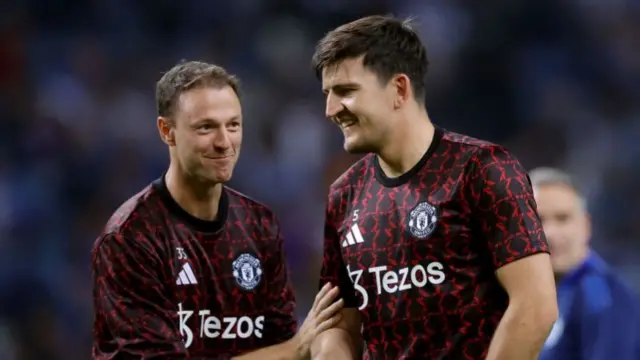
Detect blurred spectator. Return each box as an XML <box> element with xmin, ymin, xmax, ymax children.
<box><xmin>532</xmin><ymin>167</ymin><xmax>640</xmax><ymax>359</ymax></box>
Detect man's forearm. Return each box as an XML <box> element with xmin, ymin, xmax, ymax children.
<box><xmin>486</xmin><ymin>302</ymin><xmax>556</xmax><ymax>360</ymax></box>
<box><xmin>311</xmin><ymin>329</ymin><xmax>358</xmax><ymax>360</ymax></box>
<box><xmin>232</xmin><ymin>338</ymin><xmax>298</xmax><ymax>360</ymax></box>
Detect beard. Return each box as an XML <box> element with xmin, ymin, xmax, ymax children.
<box><xmin>342</xmin><ymin>127</ymin><xmax>382</xmax><ymax>154</ymax></box>
<box><xmin>343</xmin><ymin>138</ymin><xmax>378</xmax><ymax>154</ymax></box>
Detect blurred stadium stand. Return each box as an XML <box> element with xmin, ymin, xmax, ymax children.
<box><xmin>0</xmin><ymin>0</ymin><xmax>638</xmax><ymax>358</ymax></box>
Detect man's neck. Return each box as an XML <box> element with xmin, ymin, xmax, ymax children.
<box><xmin>165</xmin><ymin>164</ymin><xmax>223</xmax><ymax>222</ymax></box>
<box><xmin>377</xmin><ymin>110</ymin><xmax>435</xmax><ymax>178</ymax></box>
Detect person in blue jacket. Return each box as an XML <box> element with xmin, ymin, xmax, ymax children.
<box><xmin>531</xmin><ymin>167</ymin><xmax>640</xmax><ymax>360</ymax></box>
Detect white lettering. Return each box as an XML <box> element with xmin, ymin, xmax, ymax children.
<box><xmin>348</xmin><ymin>262</ymin><xmax>447</xmax><ymax>309</ymax></box>
<box><xmin>347</xmin><ymin>265</ymin><xmax>368</xmax><ymax>311</ymax></box>
<box><xmin>398</xmin><ymin>267</ymin><xmax>412</xmax><ymax>291</ymax></box>
<box><xmin>368</xmin><ymin>265</ymin><xmax>386</xmax><ymax>295</ymax></box>
<box><xmin>177</xmin><ymin>303</ymin><xmax>194</xmax><ymax>348</ymax></box>
<box><xmin>221</xmin><ymin>316</ymin><xmax>237</xmax><ymax>339</ymax></box>
<box><xmin>236</xmin><ymin>317</ymin><xmax>253</xmax><ymax>339</ymax></box>
<box><xmin>410</xmin><ymin>264</ymin><xmax>428</xmax><ymax>287</ymax></box>
<box><xmin>254</xmin><ymin>316</ymin><xmax>264</xmax><ymax>338</ymax></box>
<box><xmin>176</xmin><ymin>247</ymin><xmax>188</xmax><ymax>260</ymax></box>
<box><xmin>382</xmin><ymin>267</ymin><xmax>399</xmax><ymax>293</ymax></box>
<box><xmin>177</xmin><ymin>303</ymin><xmax>264</xmax><ymax>348</ymax></box>
<box><xmin>426</xmin><ymin>262</ymin><xmax>446</xmax><ymax>284</ymax></box>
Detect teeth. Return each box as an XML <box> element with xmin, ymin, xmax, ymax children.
<box><xmin>341</xmin><ymin>121</ymin><xmax>356</xmax><ymax>127</ymax></box>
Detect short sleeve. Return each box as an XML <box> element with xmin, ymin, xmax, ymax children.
<box><xmin>262</xmin><ymin>214</ymin><xmax>297</xmax><ymax>342</ymax></box>
<box><xmin>91</xmin><ymin>233</ymin><xmax>188</xmax><ymax>359</ymax></box>
<box><xmin>319</xmin><ymin>199</ymin><xmax>359</xmax><ymax>308</ymax></box>
<box><xmin>467</xmin><ymin>146</ymin><xmax>550</xmax><ymax>269</ymax></box>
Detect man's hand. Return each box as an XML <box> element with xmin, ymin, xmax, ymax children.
<box><xmin>230</xmin><ymin>283</ymin><xmax>343</xmax><ymax>360</ymax></box>
<box><xmin>293</xmin><ymin>283</ymin><xmax>344</xmax><ymax>360</ymax></box>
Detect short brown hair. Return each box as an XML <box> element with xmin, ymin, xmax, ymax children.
<box><xmin>155</xmin><ymin>60</ymin><xmax>240</xmax><ymax>119</ymax></box>
<box><xmin>312</xmin><ymin>15</ymin><xmax>428</xmax><ymax>102</ymax></box>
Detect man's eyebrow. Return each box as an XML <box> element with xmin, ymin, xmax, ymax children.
<box><xmin>192</xmin><ymin>115</ymin><xmax>242</xmax><ymax>124</ymax></box>
<box><xmin>322</xmin><ymin>82</ymin><xmax>360</xmax><ymax>94</ymax></box>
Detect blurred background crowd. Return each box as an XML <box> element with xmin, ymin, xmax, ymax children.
<box><xmin>0</xmin><ymin>0</ymin><xmax>638</xmax><ymax>358</ymax></box>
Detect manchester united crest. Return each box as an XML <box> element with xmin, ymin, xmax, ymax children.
<box><xmin>407</xmin><ymin>201</ymin><xmax>438</xmax><ymax>239</ymax></box>
<box><xmin>232</xmin><ymin>253</ymin><xmax>263</xmax><ymax>290</ymax></box>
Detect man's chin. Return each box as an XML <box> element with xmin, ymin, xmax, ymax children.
<box><xmin>551</xmin><ymin>260</ymin><xmax>572</xmax><ymax>278</ymax></box>
<box><xmin>344</xmin><ymin>139</ymin><xmax>373</xmax><ymax>154</ymax></box>
<box><xmin>211</xmin><ymin>172</ymin><xmax>233</xmax><ymax>184</ymax></box>
<box><xmin>198</xmin><ymin>169</ymin><xmax>234</xmax><ymax>184</ymax></box>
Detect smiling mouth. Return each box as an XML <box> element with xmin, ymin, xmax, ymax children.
<box><xmin>341</xmin><ymin>122</ymin><xmax>356</xmax><ymax>129</ymax></box>
<box><xmin>204</xmin><ymin>155</ymin><xmax>233</xmax><ymax>160</ymax></box>
<box><xmin>337</xmin><ymin>117</ymin><xmax>358</xmax><ymax>129</ymax></box>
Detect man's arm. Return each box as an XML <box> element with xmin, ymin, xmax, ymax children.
<box><xmin>311</xmin><ymin>309</ymin><xmax>362</xmax><ymax>360</ymax></box>
<box><xmin>231</xmin><ymin>341</ymin><xmax>297</xmax><ymax>360</ymax></box>
<box><xmin>469</xmin><ymin>146</ymin><xmax>558</xmax><ymax>360</ymax></box>
<box><xmin>488</xmin><ymin>254</ymin><xmax>558</xmax><ymax>360</ymax></box>
<box><xmin>92</xmin><ymin>233</ymin><xmax>187</xmax><ymax>359</ymax></box>
<box><xmin>311</xmin><ymin>202</ymin><xmax>363</xmax><ymax>360</ymax></box>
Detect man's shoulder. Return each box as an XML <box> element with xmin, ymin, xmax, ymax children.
<box><xmin>104</xmin><ymin>184</ymin><xmax>159</xmax><ymax>233</ymax></box>
<box><xmin>439</xmin><ymin>129</ymin><xmax>524</xmax><ymax>183</ymax></box>
<box><xmin>440</xmin><ymin>128</ymin><xmax>514</xmax><ymax>162</ymax></box>
<box><xmin>328</xmin><ymin>154</ymin><xmax>374</xmax><ymax>198</ymax></box>
<box><xmin>225</xmin><ymin>186</ymin><xmax>278</xmax><ymax>221</ymax></box>
<box><xmin>94</xmin><ymin>183</ymin><xmax>161</xmax><ymax>252</ymax></box>
<box><xmin>441</xmin><ymin>129</ymin><xmax>497</xmax><ymax>149</ymax></box>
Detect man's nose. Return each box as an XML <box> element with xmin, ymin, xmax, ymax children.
<box><xmin>325</xmin><ymin>93</ymin><xmax>343</xmax><ymax>119</ymax></box>
<box><xmin>212</xmin><ymin>128</ymin><xmax>231</xmax><ymax>151</ymax></box>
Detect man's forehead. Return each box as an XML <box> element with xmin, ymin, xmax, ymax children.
<box><xmin>175</xmin><ymin>86</ymin><xmax>242</xmax><ymax>122</ymax></box>
<box><xmin>534</xmin><ymin>183</ymin><xmax>585</xmax><ymax>210</ymax></box>
<box><xmin>321</xmin><ymin>58</ymin><xmax>367</xmax><ymax>88</ymax></box>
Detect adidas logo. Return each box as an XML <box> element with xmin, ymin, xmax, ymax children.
<box><xmin>176</xmin><ymin>262</ymin><xmax>198</xmax><ymax>286</ymax></box>
<box><xmin>342</xmin><ymin>224</ymin><xmax>365</xmax><ymax>248</ymax></box>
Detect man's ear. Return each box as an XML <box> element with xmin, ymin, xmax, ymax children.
<box><xmin>390</xmin><ymin>73</ymin><xmax>412</xmax><ymax>109</ymax></box>
<box><xmin>157</xmin><ymin>116</ymin><xmax>176</xmax><ymax>146</ymax></box>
